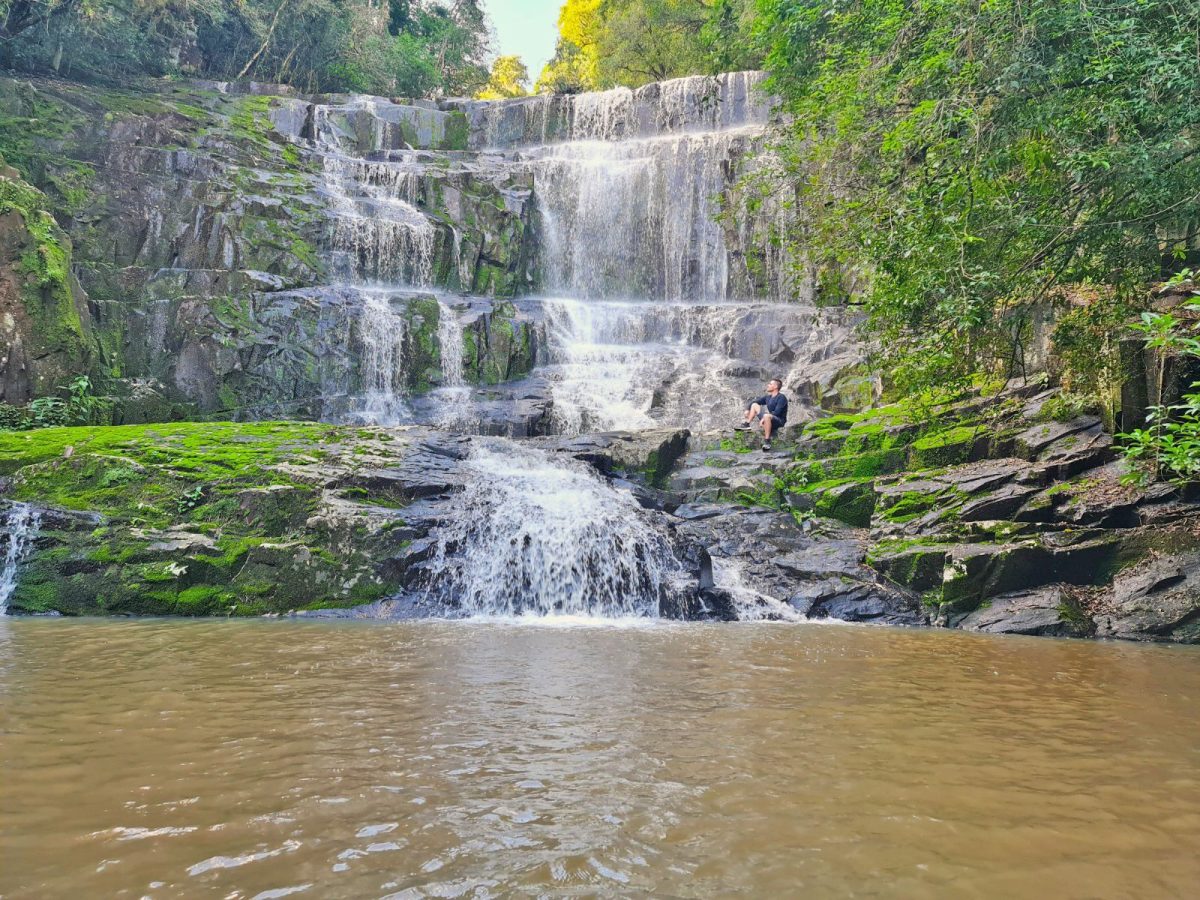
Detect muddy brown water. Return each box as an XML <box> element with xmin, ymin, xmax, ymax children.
<box><xmin>1</xmin><ymin>618</ymin><xmax>1198</xmax><ymax>898</ymax></box>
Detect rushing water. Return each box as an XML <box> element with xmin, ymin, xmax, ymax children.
<box><xmin>425</xmin><ymin>443</ymin><xmax>680</xmax><ymax>617</ymax></box>
<box><xmin>302</xmin><ymin>72</ymin><xmax>819</xmax><ymax>435</ymax></box>
<box><xmin>2</xmin><ymin>619</ymin><xmax>1199</xmax><ymax>897</ymax></box>
<box><xmin>0</xmin><ymin>503</ymin><xmax>40</xmax><ymax>616</ymax></box>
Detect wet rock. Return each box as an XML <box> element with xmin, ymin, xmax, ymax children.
<box><xmin>536</xmin><ymin>429</ymin><xmax>690</xmax><ymax>484</ymax></box>
<box><xmin>672</xmin><ymin>506</ymin><xmax>921</xmax><ymax>624</ymax></box>
<box><xmin>941</xmin><ymin>536</ymin><xmax>1118</xmax><ymax>610</ymax></box>
<box><xmin>957</xmin><ymin>586</ymin><xmax>1093</xmax><ymax>637</ymax></box>
<box><xmin>1094</xmin><ymin>554</ymin><xmax>1200</xmax><ymax>642</ymax></box>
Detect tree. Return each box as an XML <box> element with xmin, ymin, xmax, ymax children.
<box><xmin>0</xmin><ymin>0</ymin><xmax>493</xmax><ymax>98</ymax></box>
<box><xmin>536</xmin><ymin>0</ymin><xmax>762</xmax><ymax>92</ymax></box>
<box><xmin>753</xmin><ymin>0</ymin><xmax>1200</xmax><ymax>396</ymax></box>
<box><xmin>477</xmin><ymin>54</ymin><xmax>529</xmax><ymax>99</ymax></box>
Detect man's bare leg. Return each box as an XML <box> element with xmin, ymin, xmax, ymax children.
<box><xmin>762</xmin><ymin>414</ymin><xmax>774</xmax><ymax>440</ymax></box>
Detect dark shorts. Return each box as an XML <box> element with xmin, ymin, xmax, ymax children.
<box><xmin>757</xmin><ymin>411</ymin><xmax>783</xmax><ymax>427</ymax></box>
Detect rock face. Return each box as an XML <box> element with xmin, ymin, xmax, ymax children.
<box><xmin>662</xmin><ymin>383</ymin><xmax>1200</xmax><ymax>640</ymax></box>
<box><xmin>4</xmin><ymin>382</ymin><xmax>1200</xmax><ymax>637</ymax></box>
<box><xmin>0</xmin><ymin>73</ymin><xmax>816</xmax><ymax>424</ymax></box>
<box><xmin>0</xmin><ymin>164</ymin><xmax>92</xmax><ymax>403</ymax></box>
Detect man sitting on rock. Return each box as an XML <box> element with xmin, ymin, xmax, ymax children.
<box><xmin>735</xmin><ymin>378</ymin><xmax>789</xmax><ymax>451</ymax></box>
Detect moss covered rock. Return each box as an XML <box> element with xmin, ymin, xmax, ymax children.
<box><xmin>0</xmin><ymin>167</ymin><xmax>92</xmax><ymax>402</ymax></box>
<box><xmin>0</xmin><ymin>422</ymin><xmax>456</xmax><ymax>616</ymax></box>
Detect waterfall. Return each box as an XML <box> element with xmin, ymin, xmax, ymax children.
<box><xmin>533</xmin><ymin>130</ymin><xmax>754</xmax><ymax>303</ymax></box>
<box><xmin>354</xmin><ymin>290</ymin><xmax>411</xmax><ymax>424</ymax></box>
<box><xmin>314</xmin><ymin>101</ymin><xmax>440</xmax><ymax>420</ymax></box>
<box><xmin>425</xmin><ymin>442</ymin><xmax>680</xmax><ymax>618</ymax></box>
<box><xmin>293</xmin><ymin>73</ymin><xmax>832</xmax><ymax>619</ymax></box>
<box><xmin>436</xmin><ymin>298</ymin><xmax>465</xmax><ymax>388</ymax></box>
<box><xmin>0</xmin><ymin>503</ymin><xmax>40</xmax><ymax>615</ymax></box>
<box><xmin>431</xmin><ymin>297</ymin><xmax>474</xmax><ymax>430</ymax></box>
<box><xmin>315</xmin><ymin>104</ymin><xmax>437</xmax><ymax>288</ymax></box>
<box><xmin>539</xmin><ymin>297</ymin><xmax>843</xmax><ymax>435</ymax></box>
<box><xmin>710</xmin><ymin>558</ymin><xmax>803</xmax><ymax>622</ymax></box>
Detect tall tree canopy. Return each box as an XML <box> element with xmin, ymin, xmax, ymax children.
<box><xmin>751</xmin><ymin>0</ymin><xmax>1200</xmax><ymax>394</ymax></box>
<box><xmin>0</xmin><ymin>0</ymin><xmax>491</xmax><ymax>97</ymax></box>
<box><xmin>477</xmin><ymin>54</ymin><xmax>530</xmax><ymax>99</ymax></box>
<box><xmin>537</xmin><ymin>0</ymin><xmax>761</xmax><ymax>91</ymax></box>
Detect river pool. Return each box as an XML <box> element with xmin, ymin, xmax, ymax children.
<box><xmin>1</xmin><ymin>618</ymin><xmax>1198</xmax><ymax>897</ymax></box>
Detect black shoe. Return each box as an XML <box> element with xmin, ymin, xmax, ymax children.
<box><xmin>761</xmin><ymin>441</ymin><xmax>772</xmax><ymax>452</ymax></box>
<box><xmin>733</xmin><ymin>423</ymin><xmax>751</xmax><ymax>432</ymax></box>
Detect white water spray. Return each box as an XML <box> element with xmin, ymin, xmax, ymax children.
<box><xmin>0</xmin><ymin>503</ymin><xmax>40</xmax><ymax>615</ymax></box>
<box><xmin>354</xmin><ymin>290</ymin><xmax>411</xmax><ymax>424</ymax></box>
<box><xmin>426</xmin><ymin>443</ymin><xmax>680</xmax><ymax>617</ymax></box>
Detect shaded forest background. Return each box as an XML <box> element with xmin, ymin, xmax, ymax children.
<box><xmin>0</xmin><ymin>1</ymin><xmax>493</xmax><ymax>97</ymax></box>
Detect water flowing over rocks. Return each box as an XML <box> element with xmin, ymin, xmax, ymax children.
<box><xmin>0</xmin><ymin>502</ymin><xmax>40</xmax><ymax>614</ymax></box>
<box><xmin>4</xmin><ymin>73</ymin><xmax>1200</xmax><ymax>636</ymax></box>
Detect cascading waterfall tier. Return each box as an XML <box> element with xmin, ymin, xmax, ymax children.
<box><xmin>353</xmin><ymin>289</ymin><xmax>411</xmax><ymax>424</ymax></box>
<box><xmin>425</xmin><ymin>442</ymin><xmax>681</xmax><ymax>617</ymax></box>
<box><xmin>540</xmin><ymin>297</ymin><xmax>854</xmax><ymax>434</ymax></box>
<box><xmin>520</xmin><ymin>74</ymin><xmax>789</xmax><ymax>304</ymax></box>
<box><xmin>0</xmin><ymin>503</ymin><xmax>40</xmax><ymax>615</ymax></box>
<box><xmin>455</xmin><ymin>71</ymin><xmax>772</xmax><ymax>149</ymax></box>
<box><xmin>315</xmin><ymin>103</ymin><xmax>437</xmax><ymax>288</ymax></box>
<box><xmin>312</xmin><ymin>100</ymin><xmax>452</xmax><ymax>422</ymax></box>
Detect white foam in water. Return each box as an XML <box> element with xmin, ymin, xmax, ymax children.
<box><xmin>0</xmin><ymin>503</ymin><xmax>40</xmax><ymax>615</ymax></box>
<box><xmin>315</xmin><ymin>103</ymin><xmax>437</xmax><ymax>288</ymax></box>
<box><xmin>710</xmin><ymin>558</ymin><xmax>803</xmax><ymax>622</ymax></box>
<box><xmin>313</xmin><ymin>101</ymin><xmax>438</xmax><ymax>423</ymax></box>
<box><xmin>430</xmin><ymin>297</ymin><xmax>476</xmax><ymax>431</ymax></box>
<box><xmin>426</xmin><ymin>442</ymin><xmax>681</xmax><ymax>618</ymax></box>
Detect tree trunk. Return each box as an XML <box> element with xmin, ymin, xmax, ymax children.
<box><xmin>237</xmin><ymin>0</ymin><xmax>292</xmax><ymax>81</ymax></box>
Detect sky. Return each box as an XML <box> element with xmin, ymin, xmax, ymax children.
<box><xmin>484</xmin><ymin>0</ymin><xmax>562</xmax><ymax>84</ymax></box>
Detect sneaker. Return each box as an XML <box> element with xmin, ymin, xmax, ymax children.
<box><xmin>761</xmin><ymin>441</ymin><xmax>772</xmax><ymax>452</ymax></box>
<box><xmin>733</xmin><ymin>423</ymin><xmax>751</xmax><ymax>432</ymax></box>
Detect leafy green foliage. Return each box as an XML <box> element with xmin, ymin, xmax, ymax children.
<box><xmin>1</xmin><ymin>0</ymin><xmax>490</xmax><ymax>97</ymax></box>
<box><xmin>1119</xmin><ymin>305</ymin><xmax>1200</xmax><ymax>482</ymax></box>
<box><xmin>1</xmin><ymin>375</ymin><xmax>106</xmax><ymax>430</ymax></box>
<box><xmin>538</xmin><ymin>0</ymin><xmax>764</xmax><ymax>90</ymax></box>
<box><xmin>477</xmin><ymin>54</ymin><xmax>530</xmax><ymax>99</ymax></box>
<box><xmin>754</xmin><ymin>0</ymin><xmax>1200</xmax><ymax>395</ymax></box>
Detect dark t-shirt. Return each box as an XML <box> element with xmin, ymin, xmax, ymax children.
<box><xmin>753</xmin><ymin>392</ymin><xmax>788</xmax><ymax>426</ymax></box>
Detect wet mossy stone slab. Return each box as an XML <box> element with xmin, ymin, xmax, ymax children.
<box><xmin>909</xmin><ymin>425</ymin><xmax>986</xmax><ymax>468</ymax></box>
<box><xmin>812</xmin><ymin>479</ymin><xmax>876</xmax><ymax>528</ymax></box>
<box><xmin>957</xmin><ymin>586</ymin><xmax>1093</xmax><ymax>638</ymax></box>
<box><xmin>940</xmin><ymin>536</ymin><xmax>1119</xmax><ymax>611</ymax></box>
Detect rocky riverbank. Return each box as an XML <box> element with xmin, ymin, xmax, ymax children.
<box><xmin>4</xmin><ymin>380</ymin><xmax>1198</xmax><ymax>642</ymax></box>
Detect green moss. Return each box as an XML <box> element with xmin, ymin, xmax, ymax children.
<box><xmin>0</xmin><ymin>171</ymin><xmax>89</xmax><ymax>378</ymax></box>
<box><xmin>821</xmin><ymin>448</ymin><xmax>908</xmax><ymax>479</ymax></box>
<box><xmin>442</xmin><ymin>111</ymin><xmax>470</xmax><ymax>151</ymax></box>
<box><xmin>909</xmin><ymin>425</ymin><xmax>983</xmax><ymax>468</ymax></box>
<box><xmin>228</xmin><ymin>95</ymin><xmax>276</xmax><ymax>152</ymax></box>
<box><xmin>802</xmin><ymin>403</ymin><xmax>910</xmax><ymax>441</ymax></box>
<box><xmin>880</xmin><ymin>488</ymin><xmax>956</xmax><ymax>524</ymax></box>
<box><xmin>812</xmin><ymin>480</ymin><xmax>876</xmax><ymax>527</ymax></box>
<box><xmin>1057</xmin><ymin>600</ymin><xmax>1089</xmax><ymax>626</ymax></box>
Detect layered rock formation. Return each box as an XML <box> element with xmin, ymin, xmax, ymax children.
<box><xmin>0</xmin><ymin>73</ymin><xmax>807</xmax><ymax>427</ymax></box>
<box><xmin>4</xmin><ymin>378</ymin><xmax>1197</xmax><ymax>643</ymax></box>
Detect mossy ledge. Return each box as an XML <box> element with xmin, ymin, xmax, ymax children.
<box><xmin>1</xmin><ymin>422</ymin><xmax>430</xmax><ymax>617</ymax></box>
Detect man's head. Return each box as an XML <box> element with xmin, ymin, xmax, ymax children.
<box><xmin>767</xmin><ymin>378</ymin><xmax>782</xmax><ymax>395</ymax></box>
